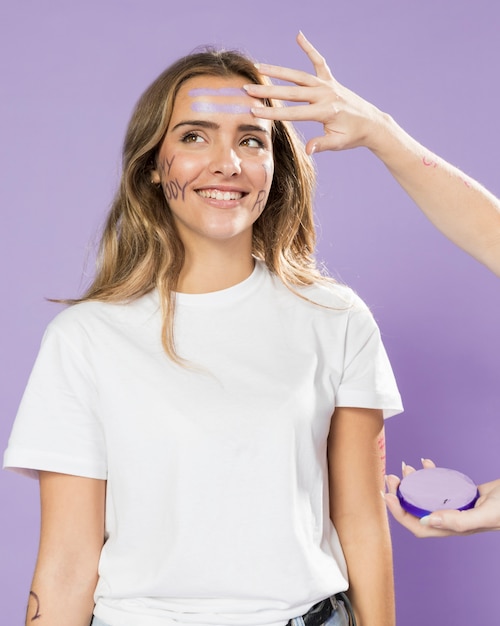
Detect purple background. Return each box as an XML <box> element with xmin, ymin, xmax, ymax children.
<box><xmin>1</xmin><ymin>1</ymin><xmax>499</xmax><ymax>623</ymax></box>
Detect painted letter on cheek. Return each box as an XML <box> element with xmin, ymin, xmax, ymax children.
<box><xmin>252</xmin><ymin>190</ymin><xmax>267</xmax><ymax>214</ymax></box>
<box><xmin>161</xmin><ymin>155</ymin><xmax>176</xmax><ymax>176</ymax></box>
<box><xmin>162</xmin><ymin>178</ymin><xmax>190</xmax><ymax>203</ymax></box>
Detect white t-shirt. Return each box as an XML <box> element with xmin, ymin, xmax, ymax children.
<box><xmin>4</xmin><ymin>261</ymin><xmax>403</xmax><ymax>626</ymax></box>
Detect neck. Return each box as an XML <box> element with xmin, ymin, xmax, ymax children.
<box><xmin>177</xmin><ymin>240</ymin><xmax>255</xmax><ymax>294</ymax></box>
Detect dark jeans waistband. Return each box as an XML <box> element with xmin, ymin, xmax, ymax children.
<box><xmin>287</xmin><ymin>592</ymin><xmax>355</xmax><ymax>626</ymax></box>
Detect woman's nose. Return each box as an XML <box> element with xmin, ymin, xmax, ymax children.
<box><xmin>209</xmin><ymin>144</ymin><xmax>242</xmax><ymax>177</ymax></box>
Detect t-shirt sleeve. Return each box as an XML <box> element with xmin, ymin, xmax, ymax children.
<box><xmin>335</xmin><ymin>294</ymin><xmax>403</xmax><ymax>419</ymax></box>
<box><xmin>3</xmin><ymin>317</ymin><xmax>107</xmax><ymax>479</ymax></box>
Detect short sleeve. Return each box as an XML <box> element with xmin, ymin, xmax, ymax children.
<box><xmin>3</xmin><ymin>318</ymin><xmax>107</xmax><ymax>479</ymax></box>
<box><xmin>335</xmin><ymin>295</ymin><xmax>403</xmax><ymax>419</ymax></box>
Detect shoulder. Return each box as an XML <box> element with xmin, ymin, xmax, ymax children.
<box><xmin>299</xmin><ymin>279</ymin><xmax>365</xmax><ymax>311</ymax></box>
<box><xmin>44</xmin><ymin>292</ymin><xmax>159</xmax><ymax>342</ymax></box>
<box><xmin>264</xmin><ymin>265</ymin><xmax>369</xmax><ymax>315</ymax></box>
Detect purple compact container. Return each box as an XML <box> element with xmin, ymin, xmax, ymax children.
<box><xmin>397</xmin><ymin>467</ymin><xmax>479</xmax><ymax>518</ymax></box>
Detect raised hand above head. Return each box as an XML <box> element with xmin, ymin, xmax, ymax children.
<box><xmin>245</xmin><ymin>31</ymin><xmax>388</xmax><ymax>155</ymax></box>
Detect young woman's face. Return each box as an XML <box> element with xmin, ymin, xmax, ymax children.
<box><xmin>152</xmin><ymin>74</ymin><xmax>274</xmax><ymax>252</ymax></box>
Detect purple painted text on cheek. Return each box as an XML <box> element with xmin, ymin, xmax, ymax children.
<box><xmin>162</xmin><ymin>178</ymin><xmax>189</xmax><ymax>202</ymax></box>
<box><xmin>161</xmin><ymin>154</ymin><xmax>175</xmax><ymax>176</ymax></box>
<box><xmin>160</xmin><ymin>155</ymin><xmax>189</xmax><ymax>202</ymax></box>
<box><xmin>252</xmin><ymin>190</ymin><xmax>267</xmax><ymax>214</ymax></box>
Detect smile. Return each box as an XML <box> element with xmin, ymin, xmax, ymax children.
<box><xmin>196</xmin><ymin>189</ymin><xmax>244</xmax><ymax>201</ymax></box>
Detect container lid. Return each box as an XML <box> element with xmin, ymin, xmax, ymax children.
<box><xmin>397</xmin><ymin>467</ymin><xmax>479</xmax><ymax>518</ymax></box>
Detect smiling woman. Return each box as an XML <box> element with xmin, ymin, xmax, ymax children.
<box><xmin>3</xmin><ymin>34</ymin><xmax>409</xmax><ymax>626</ymax></box>
<box><xmin>150</xmin><ymin>75</ymin><xmax>274</xmax><ymax>269</ymax></box>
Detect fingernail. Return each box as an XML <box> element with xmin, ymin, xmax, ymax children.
<box><xmin>380</xmin><ymin>490</ymin><xmax>386</xmax><ymax>499</ymax></box>
<box><xmin>420</xmin><ymin>515</ymin><xmax>442</xmax><ymax>527</ymax></box>
<box><xmin>310</xmin><ymin>144</ymin><xmax>317</xmax><ymax>155</ymax></box>
<box><xmin>402</xmin><ymin>461</ymin><xmax>407</xmax><ymax>472</ymax></box>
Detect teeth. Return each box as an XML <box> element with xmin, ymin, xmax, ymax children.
<box><xmin>197</xmin><ymin>189</ymin><xmax>243</xmax><ymax>201</ymax></box>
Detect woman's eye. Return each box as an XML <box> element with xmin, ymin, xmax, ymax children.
<box><xmin>181</xmin><ymin>132</ymin><xmax>204</xmax><ymax>144</ymax></box>
<box><xmin>241</xmin><ymin>137</ymin><xmax>264</xmax><ymax>149</ymax></box>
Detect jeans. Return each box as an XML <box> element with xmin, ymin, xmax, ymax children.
<box><xmin>288</xmin><ymin>594</ymin><xmax>351</xmax><ymax>626</ymax></box>
<box><xmin>90</xmin><ymin>596</ymin><xmax>352</xmax><ymax>626</ymax></box>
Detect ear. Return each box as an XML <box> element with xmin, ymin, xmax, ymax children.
<box><xmin>150</xmin><ymin>169</ymin><xmax>161</xmax><ymax>184</ymax></box>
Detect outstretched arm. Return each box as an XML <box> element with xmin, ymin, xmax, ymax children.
<box><xmin>246</xmin><ymin>32</ymin><xmax>500</xmax><ymax>276</ymax></box>
<box><xmin>384</xmin><ymin>459</ymin><xmax>500</xmax><ymax>537</ymax></box>
<box><xmin>26</xmin><ymin>472</ymin><xmax>106</xmax><ymax>626</ymax></box>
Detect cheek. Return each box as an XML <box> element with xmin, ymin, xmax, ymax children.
<box><xmin>261</xmin><ymin>159</ymin><xmax>274</xmax><ymax>188</ymax></box>
<box><xmin>158</xmin><ymin>150</ymin><xmax>204</xmax><ymax>192</ymax></box>
<box><xmin>245</xmin><ymin>157</ymin><xmax>274</xmax><ymax>190</ymax></box>
<box><xmin>160</xmin><ymin>150</ymin><xmax>193</xmax><ymax>181</ymax></box>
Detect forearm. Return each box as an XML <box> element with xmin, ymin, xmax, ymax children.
<box><xmin>370</xmin><ymin>114</ymin><xmax>500</xmax><ymax>276</ymax></box>
<box><xmin>26</xmin><ymin>564</ymin><xmax>97</xmax><ymax>626</ymax></box>
<box><xmin>337</xmin><ymin>514</ymin><xmax>395</xmax><ymax>626</ymax></box>
<box><xmin>28</xmin><ymin>472</ymin><xmax>106</xmax><ymax>626</ymax></box>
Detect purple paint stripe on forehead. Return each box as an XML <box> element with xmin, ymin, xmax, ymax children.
<box><xmin>188</xmin><ymin>87</ymin><xmax>247</xmax><ymax>97</ymax></box>
<box><xmin>191</xmin><ymin>102</ymin><xmax>252</xmax><ymax>114</ymax></box>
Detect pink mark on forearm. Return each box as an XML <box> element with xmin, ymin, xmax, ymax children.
<box><xmin>377</xmin><ymin>432</ymin><xmax>386</xmax><ymax>476</ymax></box>
<box><xmin>422</xmin><ymin>156</ymin><xmax>438</xmax><ymax>168</ymax></box>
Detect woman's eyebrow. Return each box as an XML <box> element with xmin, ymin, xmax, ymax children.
<box><xmin>171</xmin><ymin>120</ymin><xmax>219</xmax><ymax>132</ymax></box>
<box><xmin>238</xmin><ymin>123</ymin><xmax>270</xmax><ymax>136</ymax></box>
<box><xmin>170</xmin><ymin>120</ymin><xmax>270</xmax><ymax>136</ymax></box>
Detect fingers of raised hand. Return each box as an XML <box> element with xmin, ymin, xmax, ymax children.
<box><xmin>251</xmin><ymin>102</ymin><xmax>329</xmax><ymax>125</ymax></box>
<box><xmin>253</xmin><ymin>62</ymin><xmax>322</xmax><ymax>88</ymax></box>
<box><xmin>244</xmin><ymin>83</ymin><xmax>323</xmax><ymax>106</ymax></box>
<box><xmin>296</xmin><ymin>31</ymin><xmax>334</xmax><ymax>82</ymax></box>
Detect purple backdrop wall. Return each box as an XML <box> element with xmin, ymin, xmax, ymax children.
<box><xmin>1</xmin><ymin>1</ymin><xmax>499</xmax><ymax>623</ymax></box>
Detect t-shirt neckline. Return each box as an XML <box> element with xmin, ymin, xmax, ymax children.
<box><xmin>175</xmin><ymin>259</ymin><xmax>265</xmax><ymax>306</ymax></box>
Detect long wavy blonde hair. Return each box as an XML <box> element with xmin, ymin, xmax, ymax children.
<box><xmin>73</xmin><ymin>47</ymin><xmax>325</xmax><ymax>362</ymax></box>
